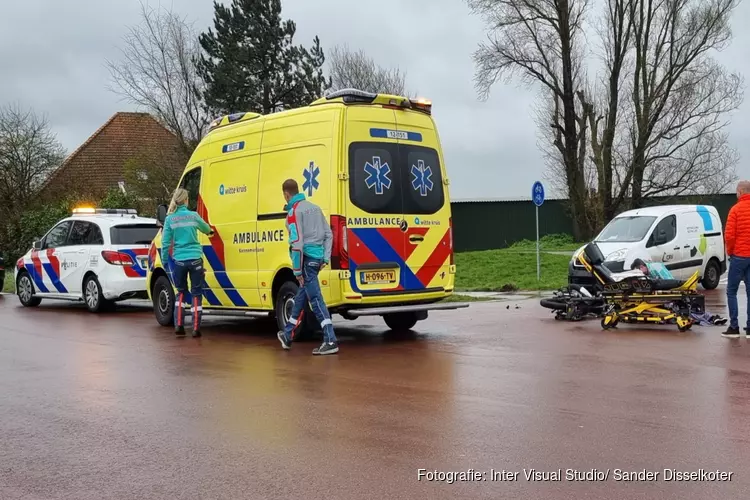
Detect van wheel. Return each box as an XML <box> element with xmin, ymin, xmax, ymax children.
<box><xmin>16</xmin><ymin>272</ymin><xmax>42</xmax><ymax>307</ymax></box>
<box><xmin>274</xmin><ymin>281</ymin><xmax>319</xmax><ymax>341</ymax></box>
<box><xmin>383</xmin><ymin>312</ymin><xmax>419</xmax><ymax>331</ymax></box>
<box><xmin>153</xmin><ymin>275</ymin><xmax>175</xmax><ymax>326</ymax></box>
<box><xmin>701</xmin><ymin>259</ymin><xmax>721</xmax><ymax>290</ymax></box>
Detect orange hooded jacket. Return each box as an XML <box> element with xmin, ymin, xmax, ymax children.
<box><xmin>725</xmin><ymin>194</ymin><xmax>750</xmax><ymax>257</ymax></box>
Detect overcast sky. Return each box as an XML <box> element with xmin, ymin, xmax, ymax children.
<box><xmin>2</xmin><ymin>0</ymin><xmax>749</xmax><ymax>200</ymax></box>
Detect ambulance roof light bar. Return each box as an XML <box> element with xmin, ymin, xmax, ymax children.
<box><xmin>72</xmin><ymin>207</ymin><xmax>138</xmax><ymax>215</ymax></box>
<box><xmin>321</xmin><ymin>88</ymin><xmax>433</xmax><ymax>115</ymax></box>
<box><xmin>324</xmin><ymin>88</ymin><xmax>378</xmax><ymax>103</ymax></box>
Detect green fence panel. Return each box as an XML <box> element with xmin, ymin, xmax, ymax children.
<box><xmin>451</xmin><ymin>194</ymin><xmax>736</xmax><ymax>252</ymax></box>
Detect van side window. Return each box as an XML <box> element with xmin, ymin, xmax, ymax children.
<box><xmin>647</xmin><ymin>215</ymin><xmax>677</xmax><ymax>247</ymax></box>
<box><xmin>180</xmin><ymin>168</ymin><xmax>202</xmax><ymax>211</ymax></box>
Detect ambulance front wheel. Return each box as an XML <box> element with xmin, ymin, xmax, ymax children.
<box><xmin>16</xmin><ymin>272</ymin><xmax>42</xmax><ymax>307</ymax></box>
<box><xmin>153</xmin><ymin>275</ymin><xmax>175</xmax><ymax>326</ymax></box>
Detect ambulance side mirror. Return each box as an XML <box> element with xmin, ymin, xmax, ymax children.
<box><xmin>156</xmin><ymin>204</ymin><xmax>167</xmax><ymax>225</ymax></box>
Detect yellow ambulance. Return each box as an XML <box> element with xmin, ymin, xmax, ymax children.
<box><xmin>147</xmin><ymin>89</ymin><xmax>468</xmax><ymax>334</ymax></box>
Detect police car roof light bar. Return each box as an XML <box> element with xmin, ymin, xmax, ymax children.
<box><xmin>72</xmin><ymin>208</ymin><xmax>138</xmax><ymax>215</ymax></box>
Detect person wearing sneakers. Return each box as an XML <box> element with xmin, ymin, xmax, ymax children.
<box><xmin>723</xmin><ymin>180</ymin><xmax>750</xmax><ymax>338</ymax></box>
<box><xmin>161</xmin><ymin>187</ymin><xmax>214</xmax><ymax>338</ymax></box>
<box><xmin>277</xmin><ymin>179</ymin><xmax>339</xmax><ymax>355</ymax></box>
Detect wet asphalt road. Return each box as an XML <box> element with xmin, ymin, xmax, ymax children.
<box><xmin>2</xmin><ymin>288</ymin><xmax>750</xmax><ymax>500</ymax></box>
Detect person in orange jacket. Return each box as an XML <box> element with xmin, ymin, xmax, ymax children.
<box><xmin>723</xmin><ymin>180</ymin><xmax>750</xmax><ymax>338</ymax></box>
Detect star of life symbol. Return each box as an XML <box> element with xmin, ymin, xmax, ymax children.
<box><xmin>364</xmin><ymin>156</ymin><xmax>392</xmax><ymax>195</ymax></box>
<box><xmin>411</xmin><ymin>159</ymin><xmax>434</xmax><ymax>197</ymax></box>
<box><xmin>302</xmin><ymin>161</ymin><xmax>320</xmax><ymax>197</ymax></box>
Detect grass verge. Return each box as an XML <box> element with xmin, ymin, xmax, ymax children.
<box><xmin>441</xmin><ymin>293</ymin><xmax>494</xmax><ymax>302</ymax></box>
<box><xmin>455</xmin><ymin>248</ymin><xmax>572</xmax><ymax>292</ymax></box>
<box><xmin>3</xmin><ymin>272</ymin><xmax>13</xmax><ymax>294</ymax></box>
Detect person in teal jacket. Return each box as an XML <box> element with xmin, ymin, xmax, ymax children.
<box><xmin>161</xmin><ymin>188</ymin><xmax>213</xmax><ymax>337</ymax></box>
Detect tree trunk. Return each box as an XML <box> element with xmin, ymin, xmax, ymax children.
<box><xmin>558</xmin><ymin>0</ymin><xmax>591</xmax><ymax>240</ymax></box>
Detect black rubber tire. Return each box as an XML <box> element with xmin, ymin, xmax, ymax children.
<box><xmin>383</xmin><ymin>312</ymin><xmax>419</xmax><ymax>331</ymax></box>
<box><xmin>83</xmin><ymin>274</ymin><xmax>113</xmax><ymax>313</ymax></box>
<box><xmin>540</xmin><ymin>298</ymin><xmax>567</xmax><ymax>311</ymax></box>
<box><xmin>701</xmin><ymin>259</ymin><xmax>721</xmax><ymax>290</ymax></box>
<box><xmin>274</xmin><ymin>281</ymin><xmax>318</xmax><ymax>341</ymax></box>
<box><xmin>16</xmin><ymin>272</ymin><xmax>42</xmax><ymax>307</ymax></box>
<box><xmin>152</xmin><ymin>275</ymin><xmax>175</xmax><ymax>326</ymax></box>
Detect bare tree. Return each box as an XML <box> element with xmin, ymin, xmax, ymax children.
<box><xmin>468</xmin><ymin>0</ymin><xmax>594</xmax><ymax>239</ymax></box>
<box><xmin>327</xmin><ymin>44</ymin><xmax>411</xmax><ymax>96</ymax></box>
<box><xmin>106</xmin><ymin>2</ymin><xmax>208</xmax><ymax>154</ymax></box>
<box><xmin>627</xmin><ymin>0</ymin><xmax>742</xmax><ymax>207</ymax></box>
<box><xmin>0</xmin><ymin>104</ymin><xmax>66</xmax><ymax>260</ymax></box>
<box><xmin>0</xmin><ymin>104</ymin><xmax>66</xmax><ymax>218</ymax></box>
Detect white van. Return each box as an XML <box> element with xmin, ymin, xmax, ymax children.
<box><xmin>569</xmin><ymin>205</ymin><xmax>726</xmax><ymax>289</ymax></box>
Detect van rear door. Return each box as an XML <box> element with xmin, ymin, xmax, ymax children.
<box><xmin>393</xmin><ymin>110</ymin><xmax>452</xmax><ymax>293</ymax></box>
<box><xmin>344</xmin><ymin>106</ymin><xmax>451</xmax><ymax>296</ymax></box>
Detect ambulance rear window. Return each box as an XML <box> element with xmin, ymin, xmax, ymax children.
<box><xmin>348</xmin><ymin>142</ymin><xmax>444</xmax><ymax>215</ymax></box>
<box><xmin>110</xmin><ymin>224</ymin><xmax>159</xmax><ymax>245</ymax></box>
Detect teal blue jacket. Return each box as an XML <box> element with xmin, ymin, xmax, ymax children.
<box><xmin>284</xmin><ymin>193</ymin><xmax>332</xmax><ymax>276</ymax></box>
<box><xmin>161</xmin><ymin>205</ymin><xmax>212</xmax><ymax>263</ymax></box>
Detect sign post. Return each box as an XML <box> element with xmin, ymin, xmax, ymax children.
<box><xmin>532</xmin><ymin>181</ymin><xmax>545</xmax><ymax>281</ymax></box>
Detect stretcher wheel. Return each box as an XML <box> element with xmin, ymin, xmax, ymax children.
<box><xmin>676</xmin><ymin>317</ymin><xmax>693</xmax><ymax>332</ymax></box>
<box><xmin>601</xmin><ymin>316</ymin><xmax>619</xmax><ymax>330</ymax></box>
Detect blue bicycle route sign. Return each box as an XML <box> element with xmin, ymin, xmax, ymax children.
<box><xmin>532</xmin><ymin>181</ymin><xmax>545</xmax><ymax>207</ymax></box>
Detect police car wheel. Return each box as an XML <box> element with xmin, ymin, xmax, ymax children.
<box><xmin>84</xmin><ymin>275</ymin><xmax>113</xmax><ymax>313</ymax></box>
<box><xmin>16</xmin><ymin>273</ymin><xmax>41</xmax><ymax>307</ymax></box>
<box><xmin>153</xmin><ymin>275</ymin><xmax>175</xmax><ymax>327</ymax></box>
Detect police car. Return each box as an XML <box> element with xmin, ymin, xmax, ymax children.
<box><xmin>14</xmin><ymin>207</ymin><xmax>160</xmax><ymax>312</ymax></box>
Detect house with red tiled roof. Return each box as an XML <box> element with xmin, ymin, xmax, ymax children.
<box><xmin>39</xmin><ymin>112</ymin><xmax>187</xmax><ymax>201</ymax></box>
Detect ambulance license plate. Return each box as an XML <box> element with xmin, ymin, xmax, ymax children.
<box><xmin>361</xmin><ymin>271</ymin><xmax>396</xmax><ymax>284</ymax></box>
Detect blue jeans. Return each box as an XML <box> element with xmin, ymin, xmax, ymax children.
<box><xmin>283</xmin><ymin>257</ymin><xmax>337</xmax><ymax>344</ymax></box>
<box><xmin>726</xmin><ymin>256</ymin><xmax>750</xmax><ymax>329</ymax></box>
<box><xmin>172</xmin><ymin>258</ymin><xmax>205</xmax><ymax>330</ymax></box>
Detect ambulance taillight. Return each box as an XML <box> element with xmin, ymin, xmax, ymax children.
<box><xmin>330</xmin><ymin>215</ymin><xmax>349</xmax><ymax>269</ymax></box>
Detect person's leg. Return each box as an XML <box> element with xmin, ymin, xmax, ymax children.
<box><xmin>301</xmin><ymin>259</ymin><xmax>338</xmax><ymax>354</ymax></box>
<box><xmin>278</xmin><ymin>279</ymin><xmax>309</xmax><ymax>349</ymax></box>
<box><xmin>724</xmin><ymin>257</ymin><xmax>742</xmax><ymax>337</ymax></box>
<box><xmin>172</xmin><ymin>260</ymin><xmax>189</xmax><ymax>335</ymax></box>
<box><xmin>188</xmin><ymin>258</ymin><xmax>204</xmax><ymax>337</ymax></box>
<box><xmin>741</xmin><ymin>258</ymin><xmax>750</xmax><ymax>333</ymax></box>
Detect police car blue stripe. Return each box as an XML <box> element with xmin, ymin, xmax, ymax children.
<box><xmin>25</xmin><ymin>264</ymin><xmax>50</xmax><ymax>293</ymax></box>
<box><xmin>120</xmin><ymin>249</ymin><xmax>147</xmax><ymax>277</ymax></box>
<box><xmin>42</xmin><ymin>263</ymin><xmax>68</xmax><ymax>293</ymax></box>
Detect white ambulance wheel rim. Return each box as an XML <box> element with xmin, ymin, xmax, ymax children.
<box><xmin>86</xmin><ymin>280</ymin><xmax>99</xmax><ymax>308</ymax></box>
<box><xmin>19</xmin><ymin>276</ymin><xmax>33</xmax><ymax>302</ymax></box>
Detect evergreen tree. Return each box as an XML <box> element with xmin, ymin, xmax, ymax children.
<box><xmin>197</xmin><ymin>0</ymin><xmax>331</xmax><ymax>115</ymax></box>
